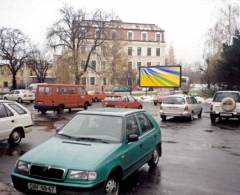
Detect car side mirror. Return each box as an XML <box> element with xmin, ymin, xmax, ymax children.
<box><xmin>127</xmin><ymin>134</ymin><xmax>139</xmax><ymax>143</ymax></box>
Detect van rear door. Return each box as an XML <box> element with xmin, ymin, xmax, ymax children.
<box><xmin>35</xmin><ymin>86</ymin><xmax>52</xmax><ymax>106</ymax></box>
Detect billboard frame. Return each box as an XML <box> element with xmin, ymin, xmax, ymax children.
<box><xmin>138</xmin><ymin>65</ymin><xmax>182</xmax><ymax>88</ymax></box>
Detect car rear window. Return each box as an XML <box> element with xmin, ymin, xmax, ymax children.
<box><xmin>213</xmin><ymin>92</ymin><xmax>240</xmax><ymax>102</ymax></box>
<box><xmin>163</xmin><ymin>96</ymin><xmax>185</xmax><ymax>104</ymax></box>
<box><xmin>8</xmin><ymin>104</ymin><xmax>27</xmax><ymax>115</ymax></box>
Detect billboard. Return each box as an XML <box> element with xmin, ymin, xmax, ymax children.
<box><xmin>139</xmin><ymin>66</ymin><xmax>181</xmax><ymax>87</ymax></box>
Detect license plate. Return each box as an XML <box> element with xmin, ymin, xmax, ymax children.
<box><xmin>220</xmin><ymin>113</ymin><xmax>232</xmax><ymax>117</ymax></box>
<box><xmin>28</xmin><ymin>183</ymin><xmax>57</xmax><ymax>194</ymax></box>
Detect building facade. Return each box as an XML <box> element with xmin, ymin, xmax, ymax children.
<box><xmin>54</xmin><ymin>20</ymin><xmax>166</xmax><ymax>91</ymax></box>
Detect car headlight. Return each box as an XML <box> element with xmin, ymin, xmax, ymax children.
<box><xmin>15</xmin><ymin>160</ymin><xmax>31</xmax><ymax>174</ymax></box>
<box><xmin>68</xmin><ymin>170</ymin><xmax>97</xmax><ymax>180</ymax></box>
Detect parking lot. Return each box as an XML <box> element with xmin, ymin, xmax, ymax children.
<box><xmin>1</xmin><ymin>101</ymin><xmax>240</xmax><ymax>195</ymax></box>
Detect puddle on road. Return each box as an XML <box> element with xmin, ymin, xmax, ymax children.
<box><xmin>0</xmin><ymin>144</ymin><xmax>26</xmax><ymax>157</ymax></box>
<box><xmin>204</xmin><ymin>130</ymin><xmax>214</xmax><ymax>133</ymax></box>
<box><xmin>34</xmin><ymin>121</ymin><xmax>55</xmax><ymax>131</ymax></box>
<box><xmin>162</xmin><ymin>140</ymin><xmax>178</xmax><ymax>144</ymax></box>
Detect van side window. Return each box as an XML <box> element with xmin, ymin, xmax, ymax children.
<box><xmin>45</xmin><ymin>87</ymin><xmax>51</xmax><ymax>95</ymax></box>
<box><xmin>39</xmin><ymin>87</ymin><xmax>45</xmax><ymax>93</ymax></box>
<box><xmin>68</xmin><ymin>87</ymin><xmax>77</xmax><ymax>94</ymax></box>
<box><xmin>79</xmin><ymin>87</ymin><xmax>87</xmax><ymax>95</ymax></box>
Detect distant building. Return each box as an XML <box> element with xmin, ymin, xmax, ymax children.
<box><xmin>54</xmin><ymin>20</ymin><xmax>166</xmax><ymax>91</ymax></box>
<box><xmin>0</xmin><ymin>60</ymin><xmax>56</xmax><ymax>89</ymax></box>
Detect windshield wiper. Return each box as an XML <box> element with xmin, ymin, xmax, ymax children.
<box><xmin>75</xmin><ymin>137</ymin><xmax>110</xmax><ymax>144</ymax></box>
<box><xmin>57</xmin><ymin>133</ymin><xmax>76</xmax><ymax>140</ymax></box>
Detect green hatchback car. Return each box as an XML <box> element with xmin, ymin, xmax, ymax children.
<box><xmin>11</xmin><ymin>108</ymin><xmax>162</xmax><ymax>195</ymax></box>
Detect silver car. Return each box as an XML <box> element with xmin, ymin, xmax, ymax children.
<box><xmin>3</xmin><ymin>90</ymin><xmax>35</xmax><ymax>103</ymax></box>
<box><xmin>159</xmin><ymin>94</ymin><xmax>202</xmax><ymax>121</ymax></box>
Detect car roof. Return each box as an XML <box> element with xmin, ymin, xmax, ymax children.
<box><xmin>215</xmin><ymin>91</ymin><xmax>240</xmax><ymax>93</ymax></box>
<box><xmin>165</xmin><ymin>94</ymin><xmax>188</xmax><ymax>98</ymax></box>
<box><xmin>77</xmin><ymin>108</ymin><xmax>144</xmax><ymax>117</ymax></box>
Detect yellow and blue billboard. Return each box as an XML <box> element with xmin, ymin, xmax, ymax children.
<box><xmin>139</xmin><ymin>66</ymin><xmax>181</xmax><ymax>87</ymax></box>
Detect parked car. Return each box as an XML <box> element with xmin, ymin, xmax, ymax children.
<box><xmin>210</xmin><ymin>91</ymin><xmax>240</xmax><ymax>124</ymax></box>
<box><xmin>11</xmin><ymin>108</ymin><xmax>161</xmax><ymax>195</ymax></box>
<box><xmin>111</xmin><ymin>86</ymin><xmax>131</xmax><ymax>92</ymax></box>
<box><xmin>102</xmin><ymin>95</ymin><xmax>143</xmax><ymax>109</ymax></box>
<box><xmin>34</xmin><ymin>84</ymin><xmax>92</xmax><ymax>114</ymax></box>
<box><xmin>0</xmin><ymin>100</ymin><xmax>33</xmax><ymax>146</ymax></box>
<box><xmin>89</xmin><ymin>91</ymin><xmax>106</xmax><ymax>102</ymax></box>
<box><xmin>159</xmin><ymin>94</ymin><xmax>203</xmax><ymax>121</ymax></box>
<box><xmin>3</xmin><ymin>90</ymin><xmax>35</xmax><ymax>103</ymax></box>
<box><xmin>153</xmin><ymin>91</ymin><xmax>173</xmax><ymax>106</ymax></box>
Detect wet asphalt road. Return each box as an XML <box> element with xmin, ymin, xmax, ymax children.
<box><xmin>1</xmin><ymin>102</ymin><xmax>240</xmax><ymax>195</ymax></box>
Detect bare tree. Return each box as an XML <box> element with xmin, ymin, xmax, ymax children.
<box><xmin>0</xmin><ymin>28</ymin><xmax>29</xmax><ymax>89</ymax></box>
<box><xmin>27</xmin><ymin>47</ymin><xmax>51</xmax><ymax>83</ymax></box>
<box><xmin>165</xmin><ymin>44</ymin><xmax>176</xmax><ymax>65</ymax></box>
<box><xmin>47</xmin><ymin>6</ymin><xmax>115</xmax><ymax>84</ymax></box>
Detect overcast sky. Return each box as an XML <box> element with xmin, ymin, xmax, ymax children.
<box><xmin>0</xmin><ymin>0</ymin><xmax>238</xmax><ymax>65</ymax></box>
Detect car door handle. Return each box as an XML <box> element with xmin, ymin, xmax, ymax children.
<box><xmin>11</xmin><ymin>120</ymin><xmax>14</xmax><ymax>123</ymax></box>
<box><xmin>139</xmin><ymin>144</ymin><xmax>143</xmax><ymax>148</ymax></box>
<box><xmin>153</xmin><ymin>134</ymin><xmax>157</xmax><ymax>138</ymax></box>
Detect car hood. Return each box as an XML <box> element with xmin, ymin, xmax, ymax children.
<box><xmin>20</xmin><ymin>137</ymin><xmax>121</xmax><ymax>170</ymax></box>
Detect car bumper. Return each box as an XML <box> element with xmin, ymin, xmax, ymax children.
<box><xmin>160</xmin><ymin>111</ymin><xmax>191</xmax><ymax>117</ymax></box>
<box><xmin>11</xmin><ymin>173</ymin><xmax>103</xmax><ymax>195</ymax></box>
<box><xmin>210</xmin><ymin>112</ymin><xmax>240</xmax><ymax>118</ymax></box>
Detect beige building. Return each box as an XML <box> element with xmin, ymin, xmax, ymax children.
<box><xmin>54</xmin><ymin>20</ymin><xmax>166</xmax><ymax>91</ymax></box>
<box><xmin>0</xmin><ymin>60</ymin><xmax>56</xmax><ymax>90</ymax></box>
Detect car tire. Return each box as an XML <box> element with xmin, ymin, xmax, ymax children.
<box><xmin>148</xmin><ymin>148</ymin><xmax>160</xmax><ymax>168</ymax></box>
<box><xmin>3</xmin><ymin>97</ymin><xmax>7</xmax><ymax>100</ymax></box>
<box><xmin>83</xmin><ymin>103</ymin><xmax>88</xmax><ymax>110</ymax></box>
<box><xmin>30</xmin><ymin>100</ymin><xmax>34</xmax><ymax>103</ymax></box>
<box><xmin>17</xmin><ymin>98</ymin><xmax>23</xmax><ymax>103</ymax></box>
<box><xmin>40</xmin><ymin>109</ymin><xmax>46</xmax><ymax>114</ymax></box>
<box><xmin>161</xmin><ymin>115</ymin><xmax>166</xmax><ymax>121</ymax></box>
<box><xmin>138</xmin><ymin>105</ymin><xmax>142</xmax><ymax>109</ymax></box>
<box><xmin>154</xmin><ymin>102</ymin><xmax>157</xmax><ymax>106</ymax></box>
<box><xmin>8</xmin><ymin>129</ymin><xmax>22</xmax><ymax>146</ymax></box>
<box><xmin>210</xmin><ymin>114</ymin><xmax>216</xmax><ymax>125</ymax></box>
<box><xmin>57</xmin><ymin>105</ymin><xmax>64</xmax><ymax>114</ymax></box>
<box><xmin>104</xmin><ymin>175</ymin><xmax>120</xmax><ymax>195</ymax></box>
<box><xmin>198</xmin><ymin>110</ymin><xmax>202</xmax><ymax>119</ymax></box>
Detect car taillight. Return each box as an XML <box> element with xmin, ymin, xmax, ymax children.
<box><xmin>184</xmin><ymin>105</ymin><xmax>189</xmax><ymax>111</ymax></box>
<box><xmin>210</xmin><ymin>104</ymin><xmax>213</xmax><ymax>111</ymax></box>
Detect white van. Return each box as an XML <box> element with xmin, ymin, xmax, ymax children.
<box><xmin>28</xmin><ymin>83</ymin><xmax>47</xmax><ymax>93</ymax></box>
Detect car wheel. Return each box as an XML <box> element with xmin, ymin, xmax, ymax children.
<box><xmin>161</xmin><ymin>115</ymin><xmax>166</xmax><ymax>121</ymax></box>
<box><xmin>40</xmin><ymin>109</ymin><xmax>46</xmax><ymax>114</ymax></box>
<box><xmin>210</xmin><ymin>114</ymin><xmax>216</xmax><ymax>125</ymax></box>
<box><xmin>30</xmin><ymin>100</ymin><xmax>34</xmax><ymax>103</ymax></box>
<box><xmin>57</xmin><ymin>105</ymin><xmax>64</xmax><ymax>114</ymax></box>
<box><xmin>148</xmin><ymin>148</ymin><xmax>160</xmax><ymax>168</ymax></box>
<box><xmin>198</xmin><ymin>110</ymin><xmax>202</xmax><ymax>119</ymax></box>
<box><xmin>8</xmin><ymin>129</ymin><xmax>22</xmax><ymax>146</ymax></box>
<box><xmin>104</xmin><ymin>175</ymin><xmax>120</xmax><ymax>195</ymax></box>
<box><xmin>138</xmin><ymin>105</ymin><xmax>142</xmax><ymax>109</ymax></box>
<box><xmin>83</xmin><ymin>103</ymin><xmax>88</xmax><ymax>110</ymax></box>
<box><xmin>3</xmin><ymin>97</ymin><xmax>7</xmax><ymax>100</ymax></box>
<box><xmin>154</xmin><ymin>102</ymin><xmax>157</xmax><ymax>106</ymax></box>
<box><xmin>17</xmin><ymin>98</ymin><xmax>23</xmax><ymax>103</ymax></box>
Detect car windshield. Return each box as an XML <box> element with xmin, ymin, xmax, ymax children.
<box><xmin>213</xmin><ymin>92</ymin><xmax>240</xmax><ymax>102</ymax></box>
<box><xmin>58</xmin><ymin>114</ymin><xmax>123</xmax><ymax>142</ymax></box>
<box><xmin>163</xmin><ymin>96</ymin><xmax>185</xmax><ymax>104</ymax></box>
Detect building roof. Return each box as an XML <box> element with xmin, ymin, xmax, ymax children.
<box><xmin>78</xmin><ymin>107</ymin><xmax>144</xmax><ymax>117</ymax></box>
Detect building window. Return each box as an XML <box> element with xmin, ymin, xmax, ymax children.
<box><xmin>156</xmin><ymin>33</ymin><xmax>161</xmax><ymax>42</ymax></box>
<box><xmin>112</xmin><ymin>30</ymin><xmax>117</xmax><ymax>40</ymax></box>
<box><xmin>90</xmin><ymin>77</ymin><xmax>95</xmax><ymax>85</ymax></box>
<box><xmin>127</xmin><ymin>31</ymin><xmax>133</xmax><ymax>41</ymax></box>
<box><xmin>103</xmin><ymin>78</ymin><xmax>107</xmax><ymax>85</ymax></box>
<box><xmin>29</xmin><ymin>70</ymin><xmax>33</xmax><ymax>76</ymax></box>
<box><xmin>137</xmin><ymin>62</ymin><xmax>141</xmax><ymax>69</ymax></box>
<box><xmin>81</xmin><ymin>77</ymin><xmax>86</xmax><ymax>85</ymax></box>
<box><xmin>141</xmin><ymin>32</ymin><xmax>148</xmax><ymax>41</ymax></box>
<box><xmin>81</xmin><ymin>61</ymin><xmax>85</xmax><ymax>69</ymax></box>
<box><xmin>1</xmin><ymin>69</ymin><xmax>4</xmax><ymax>75</ymax></box>
<box><xmin>91</xmin><ymin>60</ymin><xmax>96</xmax><ymax>71</ymax></box>
<box><xmin>156</xmin><ymin>48</ymin><xmax>160</xmax><ymax>56</ymax></box>
<box><xmin>128</xmin><ymin>62</ymin><xmax>132</xmax><ymax>70</ymax></box>
<box><xmin>137</xmin><ymin>47</ymin><xmax>142</xmax><ymax>56</ymax></box>
<box><xmin>147</xmin><ymin>48</ymin><xmax>151</xmax><ymax>56</ymax></box>
<box><xmin>128</xmin><ymin>47</ymin><xmax>132</xmax><ymax>56</ymax></box>
<box><xmin>147</xmin><ymin>62</ymin><xmax>151</xmax><ymax>66</ymax></box>
<box><xmin>96</xmin><ymin>29</ymin><xmax>101</xmax><ymax>39</ymax></box>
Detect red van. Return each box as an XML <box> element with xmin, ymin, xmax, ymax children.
<box><xmin>34</xmin><ymin>84</ymin><xmax>92</xmax><ymax>114</ymax></box>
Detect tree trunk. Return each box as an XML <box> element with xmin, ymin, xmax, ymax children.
<box><xmin>75</xmin><ymin>74</ymin><xmax>80</xmax><ymax>85</ymax></box>
<box><xmin>12</xmin><ymin>73</ymin><xmax>17</xmax><ymax>90</ymax></box>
